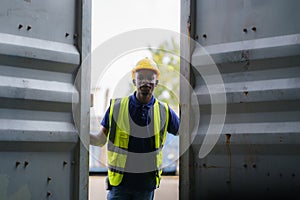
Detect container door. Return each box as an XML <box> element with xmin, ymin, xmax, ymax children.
<box><xmin>180</xmin><ymin>0</ymin><xmax>300</xmax><ymax>199</ymax></box>
<box><xmin>0</xmin><ymin>0</ymin><xmax>90</xmax><ymax>199</ymax></box>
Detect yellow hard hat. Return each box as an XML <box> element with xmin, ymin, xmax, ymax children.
<box><xmin>131</xmin><ymin>57</ymin><xmax>160</xmax><ymax>79</ymax></box>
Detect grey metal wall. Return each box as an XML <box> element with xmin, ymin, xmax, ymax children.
<box><xmin>0</xmin><ymin>0</ymin><xmax>91</xmax><ymax>199</ymax></box>
<box><xmin>180</xmin><ymin>0</ymin><xmax>300</xmax><ymax>199</ymax></box>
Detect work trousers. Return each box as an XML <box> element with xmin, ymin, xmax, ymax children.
<box><xmin>107</xmin><ymin>185</ymin><xmax>154</xmax><ymax>200</ymax></box>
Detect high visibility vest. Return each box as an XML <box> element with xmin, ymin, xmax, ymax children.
<box><xmin>107</xmin><ymin>96</ymin><xmax>169</xmax><ymax>188</ymax></box>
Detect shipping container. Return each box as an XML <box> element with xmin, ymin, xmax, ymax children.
<box><xmin>0</xmin><ymin>0</ymin><xmax>91</xmax><ymax>199</ymax></box>
<box><xmin>180</xmin><ymin>0</ymin><xmax>300</xmax><ymax>199</ymax></box>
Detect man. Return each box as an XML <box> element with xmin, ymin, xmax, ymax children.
<box><xmin>90</xmin><ymin>57</ymin><xmax>180</xmax><ymax>200</ymax></box>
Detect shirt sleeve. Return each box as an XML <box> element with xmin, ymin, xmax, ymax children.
<box><xmin>167</xmin><ymin>106</ymin><xmax>180</xmax><ymax>135</ymax></box>
<box><xmin>101</xmin><ymin>106</ymin><xmax>110</xmax><ymax>130</ymax></box>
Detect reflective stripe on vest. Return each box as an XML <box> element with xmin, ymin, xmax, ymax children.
<box><xmin>107</xmin><ymin>96</ymin><xmax>169</xmax><ymax>187</ymax></box>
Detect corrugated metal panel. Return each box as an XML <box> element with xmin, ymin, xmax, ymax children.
<box><xmin>180</xmin><ymin>0</ymin><xmax>300</xmax><ymax>199</ymax></box>
<box><xmin>0</xmin><ymin>0</ymin><xmax>90</xmax><ymax>199</ymax></box>
<box><xmin>0</xmin><ymin>0</ymin><xmax>77</xmax><ymax>44</ymax></box>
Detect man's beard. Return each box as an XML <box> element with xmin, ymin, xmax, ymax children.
<box><xmin>141</xmin><ymin>91</ymin><xmax>149</xmax><ymax>96</ymax></box>
<box><xmin>140</xmin><ymin>85</ymin><xmax>152</xmax><ymax>97</ymax></box>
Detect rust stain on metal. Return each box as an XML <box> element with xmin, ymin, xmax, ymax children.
<box><xmin>187</xmin><ymin>16</ymin><xmax>191</xmax><ymax>43</ymax></box>
<box><xmin>225</xmin><ymin>133</ymin><xmax>231</xmax><ymax>144</ymax></box>
<box><xmin>187</xmin><ymin>16</ymin><xmax>191</xmax><ymax>36</ymax></box>
<box><xmin>90</xmin><ymin>93</ymin><xmax>94</xmax><ymax>107</ymax></box>
<box><xmin>225</xmin><ymin>133</ymin><xmax>232</xmax><ymax>183</ymax></box>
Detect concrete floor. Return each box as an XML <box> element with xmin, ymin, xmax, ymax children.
<box><xmin>89</xmin><ymin>175</ymin><xmax>179</xmax><ymax>200</ymax></box>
